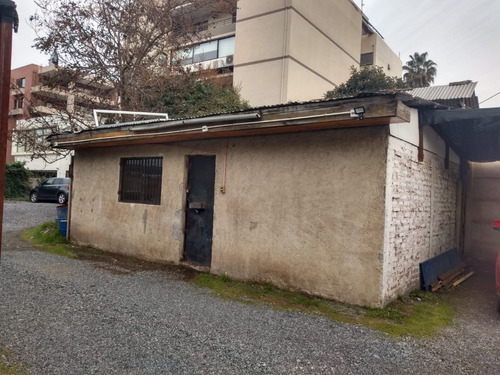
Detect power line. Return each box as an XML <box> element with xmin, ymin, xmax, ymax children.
<box><xmin>480</xmin><ymin>90</ymin><xmax>500</xmax><ymax>105</ymax></box>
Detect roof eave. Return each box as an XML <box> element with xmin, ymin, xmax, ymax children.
<box><xmin>50</xmin><ymin>94</ymin><xmax>411</xmax><ymax>150</ymax></box>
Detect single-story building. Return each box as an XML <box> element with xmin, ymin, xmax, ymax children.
<box><xmin>49</xmin><ymin>93</ymin><xmax>468</xmax><ymax>307</ymax></box>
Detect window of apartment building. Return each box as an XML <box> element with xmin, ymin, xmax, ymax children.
<box><xmin>176</xmin><ymin>36</ymin><xmax>235</xmax><ymax>66</ymax></box>
<box><xmin>119</xmin><ymin>157</ymin><xmax>163</xmax><ymax>205</ymax></box>
<box><xmin>193</xmin><ymin>40</ymin><xmax>218</xmax><ymax>63</ymax></box>
<box><xmin>15</xmin><ymin>128</ymin><xmax>52</xmax><ymax>154</ymax></box>
<box><xmin>13</xmin><ymin>95</ymin><xmax>24</xmax><ymax>109</ymax></box>
<box><xmin>16</xmin><ymin>77</ymin><xmax>26</xmax><ymax>88</ymax></box>
<box><xmin>360</xmin><ymin>52</ymin><xmax>374</xmax><ymax>66</ymax></box>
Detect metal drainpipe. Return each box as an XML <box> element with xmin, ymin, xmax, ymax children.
<box><xmin>0</xmin><ymin>0</ymin><xmax>18</xmax><ymax>261</ymax></box>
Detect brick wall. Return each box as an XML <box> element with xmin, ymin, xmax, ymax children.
<box><xmin>382</xmin><ymin>136</ymin><xmax>459</xmax><ymax>302</ymax></box>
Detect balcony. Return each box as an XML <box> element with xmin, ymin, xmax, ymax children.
<box><xmin>10</xmin><ymin>87</ymin><xmax>25</xmax><ymax>96</ymax></box>
<box><xmin>205</xmin><ymin>16</ymin><xmax>236</xmax><ymax>38</ymax></box>
<box><xmin>31</xmin><ymin>85</ymin><xmax>112</xmax><ymax>111</ymax></box>
<box><xmin>178</xmin><ymin>5</ymin><xmax>236</xmax><ymax>39</ymax></box>
<box><xmin>31</xmin><ymin>105</ymin><xmax>59</xmax><ymax>116</ymax></box>
<box><xmin>8</xmin><ymin>108</ymin><xmax>24</xmax><ymax>116</ymax></box>
<box><xmin>31</xmin><ymin>84</ymin><xmax>69</xmax><ymax>101</ymax></box>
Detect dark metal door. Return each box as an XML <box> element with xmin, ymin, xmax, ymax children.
<box><xmin>184</xmin><ymin>156</ymin><xmax>216</xmax><ymax>266</ymax></box>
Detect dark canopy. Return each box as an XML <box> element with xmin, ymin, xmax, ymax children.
<box><xmin>422</xmin><ymin>108</ymin><xmax>500</xmax><ymax>162</ymax></box>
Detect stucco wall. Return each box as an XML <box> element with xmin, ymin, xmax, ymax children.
<box><xmin>212</xmin><ymin>128</ymin><xmax>388</xmax><ymax>307</ymax></box>
<box><xmin>70</xmin><ymin>127</ymin><xmax>389</xmax><ymax>307</ymax></box>
<box><xmin>382</xmin><ymin>135</ymin><xmax>459</xmax><ymax>303</ymax></box>
<box><xmin>234</xmin><ymin>0</ymin><xmax>362</xmax><ymax>106</ymax></box>
<box><xmin>361</xmin><ymin>34</ymin><xmax>402</xmax><ymax>78</ymax></box>
<box><xmin>70</xmin><ymin>143</ymin><xmax>197</xmax><ymax>262</ymax></box>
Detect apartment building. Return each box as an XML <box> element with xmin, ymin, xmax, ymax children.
<box><xmin>7</xmin><ymin>64</ymin><xmax>39</xmax><ymax>164</ymax></box>
<box><xmin>8</xmin><ymin>64</ymin><xmax>115</xmax><ymax>177</ymax></box>
<box><xmin>179</xmin><ymin>0</ymin><xmax>402</xmax><ymax>106</ymax></box>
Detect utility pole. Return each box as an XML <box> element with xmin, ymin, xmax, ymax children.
<box><xmin>0</xmin><ymin>0</ymin><xmax>18</xmax><ymax>261</ymax></box>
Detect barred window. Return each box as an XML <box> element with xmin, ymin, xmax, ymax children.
<box><xmin>119</xmin><ymin>157</ymin><xmax>163</xmax><ymax>205</ymax></box>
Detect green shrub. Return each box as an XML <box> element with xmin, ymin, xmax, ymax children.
<box><xmin>4</xmin><ymin>161</ymin><xmax>32</xmax><ymax>199</ymax></box>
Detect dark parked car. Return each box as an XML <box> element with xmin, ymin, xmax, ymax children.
<box><xmin>30</xmin><ymin>177</ymin><xmax>70</xmax><ymax>204</ymax></box>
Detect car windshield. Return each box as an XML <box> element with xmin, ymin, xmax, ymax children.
<box><xmin>43</xmin><ymin>178</ymin><xmax>56</xmax><ymax>186</ymax></box>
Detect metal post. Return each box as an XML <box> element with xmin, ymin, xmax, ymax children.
<box><xmin>0</xmin><ymin>0</ymin><xmax>18</xmax><ymax>261</ymax></box>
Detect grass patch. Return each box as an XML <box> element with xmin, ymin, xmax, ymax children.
<box><xmin>22</xmin><ymin>221</ymin><xmax>74</xmax><ymax>258</ymax></box>
<box><xmin>22</xmin><ymin>222</ymin><xmax>453</xmax><ymax>338</ymax></box>
<box><xmin>0</xmin><ymin>347</ymin><xmax>30</xmax><ymax>375</ymax></box>
<box><xmin>192</xmin><ymin>274</ymin><xmax>453</xmax><ymax>338</ymax></box>
<box><xmin>21</xmin><ymin>222</ymin><xmax>199</xmax><ymax>279</ymax></box>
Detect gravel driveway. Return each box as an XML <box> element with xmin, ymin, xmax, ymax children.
<box><xmin>1</xmin><ymin>201</ymin><xmax>499</xmax><ymax>374</ymax></box>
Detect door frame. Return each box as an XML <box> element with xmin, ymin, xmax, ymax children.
<box><xmin>182</xmin><ymin>155</ymin><xmax>216</xmax><ymax>266</ymax></box>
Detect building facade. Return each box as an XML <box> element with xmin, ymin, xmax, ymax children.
<box><xmin>180</xmin><ymin>0</ymin><xmax>402</xmax><ymax>106</ymax></box>
<box><xmin>8</xmin><ymin>64</ymin><xmax>115</xmax><ymax>178</ymax></box>
<box><xmin>7</xmin><ymin>64</ymin><xmax>39</xmax><ymax>164</ymax></box>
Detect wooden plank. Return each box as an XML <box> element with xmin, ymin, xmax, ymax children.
<box><xmin>431</xmin><ymin>281</ymin><xmax>443</xmax><ymax>292</ymax></box>
<box><xmin>438</xmin><ymin>262</ymin><xmax>466</xmax><ymax>282</ymax></box>
<box><xmin>420</xmin><ymin>249</ymin><xmax>462</xmax><ymax>291</ymax></box>
<box><xmin>451</xmin><ymin>271</ymin><xmax>475</xmax><ymax>287</ymax></box>
<box><xmin>441</xmin><ymin>270</ymin><xmax>464</xmax><ymax>286</ymax></box>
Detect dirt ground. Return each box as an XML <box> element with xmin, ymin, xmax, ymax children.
<box><xmin>443</xmin><ymin>254</ymin><xmax>499</xmax><ymax>320</ymax></box>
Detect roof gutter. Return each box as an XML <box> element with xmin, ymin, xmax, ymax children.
<box><xmin>51</xmin><ymin>110</ymin><xmax>363</xmax><ymax>148</ymax></box>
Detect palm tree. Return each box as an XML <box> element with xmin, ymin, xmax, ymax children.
<box><xmin>403</xmin><ymin>52</ymin><xmax>437</xmax><ymax>88</ymax></box>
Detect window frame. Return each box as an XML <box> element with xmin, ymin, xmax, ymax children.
<box><xmin>16</xmin><ymin>77</ymin><xmax>26</xmax><ymax>88</ymax></box>
<box><xmin>13</xmin><ymin>95</ymin><xmax>24</xmax><ymax>109</ymax></box>
<box><xmin>119</xmin><ymin>157</ymin><xmax>163</xmax><ymax>205</ymax></box>
<box><xmin>177</xmin><ymin>36</ymin><xmax>235</xmax><ymax>66</ymax></box>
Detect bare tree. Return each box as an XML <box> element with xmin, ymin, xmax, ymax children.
<box><xmin>32</xmin><ymin>0</ymin><xmax>235</xmax><ymax>110</ymax></box>
<box><xmin>12</xmin><ymin>0</ymin><xmax>237</xmax><ymax>161</ymax></box>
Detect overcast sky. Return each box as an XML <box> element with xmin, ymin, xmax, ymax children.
<box><xmin>357</xmin><ymin>0</ymin><xmax>500</xmax><ymax>107</ymax></box>
<box><xmin>10</xmin><ymin>0</ymin><xmax>500</xmax><ymax>107</ymax></box>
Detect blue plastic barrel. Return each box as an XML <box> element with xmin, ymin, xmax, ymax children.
<box><xmin>56</xmin><ymin>205</ymin><xmax>68</xmax><ymax>237</ymax></box>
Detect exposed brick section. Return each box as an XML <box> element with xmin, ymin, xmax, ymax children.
<box><xmin>383</xmin><ymin>138</ymin><xmax>459</xmax><ymax>301</ymax></box>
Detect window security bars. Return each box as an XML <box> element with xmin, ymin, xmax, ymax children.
<box><xmin>119</xmin><ymin>157</ymin><xmax>163</xmax><ymax>205</ymax></box>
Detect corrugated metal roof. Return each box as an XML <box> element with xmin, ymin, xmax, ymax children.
<box><xmin>94</xmin><ymin>97</ymin><xmax>360</xmax><ymax>130</ymax></box>
<box><xmin>70</xmin><ymin>93</ymin><xmax>411</xmax><ymax>133</ymax></box>
<box><xmin>406</xmin><ymin>81</ymin><xmax>477</xmax><ymax>101</ymax></box>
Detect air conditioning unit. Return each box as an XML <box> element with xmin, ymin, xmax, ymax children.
<box><xmin>225</xmin><ymin>55</ymin><xmax>234</xmax><ymax>65</ymax></box>
<box><xmin>184</xmin><ymin>60</ymin><xmax>212</xmax><ymax>72</ymax></box>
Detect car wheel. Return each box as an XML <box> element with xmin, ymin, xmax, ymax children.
<box><xmin>30</xmin><ymin>192</ymin><xmax>38</xmax><ymax>203</ymax></box>
<box><xmin>57</xmin><ymin>193</ymin><xmax>67</xmax><ymax>204</ymax></box>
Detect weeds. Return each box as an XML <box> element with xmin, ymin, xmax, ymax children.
<box><xmin>22</xmin><ymin>221</ymin><xmax>73</xmax><ymax>258</ymax></box>
<box><xmin>192</xmin><ymin>274</ymin><xmax>453</xmax><ymax>338</ymax></box>
<box><xmin>21</xmin><ymin>222</ymin><xmax>198</xmax><ymax>279</ymax></box>
<box><xmin>0</xmin><ymin>347</ymin><xmax>29</xmax><ymax>375</ymax></box>
<box><xmin>22</xmin><ymin>222</ymin><xmax>453</xmax><ymax>338</ymax></box>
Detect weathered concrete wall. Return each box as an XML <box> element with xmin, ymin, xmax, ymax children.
<box><xmin>70</xmin><ymin>142</ymin><xmax>222</xmax><ymax>262</ymax></box>
<box><xmin>211</xmin><ymin>128</ymin><xmax>389</xmax><ymax>307</ymax></box>
<box><xmin>382</xmin><ymin>131</ymin><xmax>459</xmax><ymax>303</ymax></box>
<box><xmin>464</xmin><ymin>162</ymin><xmax>500</xmax><ymax>263</ymax></box>
<box><xmin>70</xmin><ymin>127</ymin><xmax>389</xmax><ymax>307</ymax></box>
